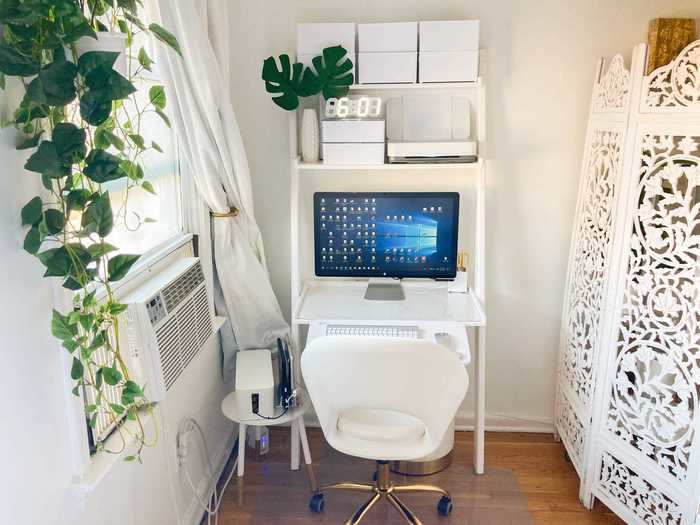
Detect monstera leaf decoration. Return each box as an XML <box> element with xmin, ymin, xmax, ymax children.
<box><xmin>261</xmin><ymin>45</ymin><xmax>354</xmax><ymax>111</ymax></box>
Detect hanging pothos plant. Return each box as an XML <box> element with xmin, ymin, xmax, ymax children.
<box><xmin>261</xmin><ymin>45</ymin><xmax>354</xmax><ymax>110</ymax></box>
<box><xmin>0</xmin><ymin>0</ymin><xmax>181</xmax><ymax>462</ymax></box>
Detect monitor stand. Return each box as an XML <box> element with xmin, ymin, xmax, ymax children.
<box><xmin>364</xmin><ymin>278</ymin><xmax>406</xmax><ymax>301</ymax></box>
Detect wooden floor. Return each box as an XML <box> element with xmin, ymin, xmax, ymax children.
<box><xmin>217</xmin><ymin>429</ymin><xmax>625</xmax><ymax>525</ymax></box>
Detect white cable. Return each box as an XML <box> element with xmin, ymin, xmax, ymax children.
<box><xmin>178</xmin><ymin>417</ymin><xmax>238</xmax><ymax>525</ymax></box>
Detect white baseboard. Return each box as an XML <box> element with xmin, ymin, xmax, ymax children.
<box><xmin>184</xmin><ymin>427</ymin><xmax>238</xmax><ymax>525</ymax></box>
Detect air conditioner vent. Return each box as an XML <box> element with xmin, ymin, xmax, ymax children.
<box><xmin>156</xmin><ymin>316</ymin><xmax>182</xmax><ymax>390</ymax></box>
<box><xmin>162</xmin><ymin>262</ymin><xmax>205</xmax><ymax>312</ymax></box>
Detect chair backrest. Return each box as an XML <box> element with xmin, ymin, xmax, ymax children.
<box><xmin>301</xmin><ymin>335</ymin><xmax>468</xmax><ymax>459</ymax></box>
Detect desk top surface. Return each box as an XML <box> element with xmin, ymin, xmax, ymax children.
<box><xmin>294</xmin><ymin>280</ymin><xmax>486</xmax><ymax>326</ymax></box>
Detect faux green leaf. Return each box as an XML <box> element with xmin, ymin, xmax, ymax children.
<box><xmin>109</xmin><ymin>403</ymin><xmax>125</xmax><ymax>415</ymax></box>
<box><xmin>302</xmin><ymin>45</ymin><xmax>354</xmax><ymax>100</ymax></box>
<box><xmin>102</xmin><ymin>129</ymin><xmax>125</xmax><ymax>151</ymax></box>
<box><xmin>121</xmin><ymin>380</ymin><xmax>144</xmax><ymax>404</ymax></box>
<box><xmin>77</xmin><ymin>51</ymin><xmax>118</xmax><ymax>76</ymax></box>
<box><xmin>148</xmin><ymin>23</ymin><xmax>182</xmax><ymax>57</ymax></box>
<box><xmin>63</xmin><ymin>338</ymin><xmax>80</xmax><ymax>353</ymax></box>
<box><xmin>128</xmin><ymin>133</ymin><xmax>145</xmax><ymax>149</ymax></box>
<box><xmin>261</xmin><ymin>54</ymin><xmax>305</xmax><ymax>110</ymax></box>
<box><xmin>108</xmin><ymin>303</ymin><xmax>128</xmax><ymax>315</ymax></box>
<box><xmin>84</xmin><ymin>149</ymin><xmax>127</xmax><ymax>183</ymax></box>
<box><xmin>154</xmin><ymin>107</ymin><xmax>170</xmax><ymax>128</ymax></box>
<box><xmin>85</xmin><ymin>67</ymin><xmax>136</xmax><ymax>100</ymax></box>
<box><xmin>125</xmin><ymin>13</ymin><xmax>146</xmax><ymax>31</ymax></box>
<box><xmin>52</xmin><ymin>123</ymin><xmax>87</xmax><ymax>164</ymax></box>
<box><xmin>151</xmin><ymin>141</ymin><xmax>163</xmax><ymax>153</ymax></box>
<box><xmin>80</xmin><ymin>89</ymin><xmax>112</xmax><ymax>126</ymax></box>
<box><xmin>0</xmin><ymin>43</ymin><xmax>40</xmax><ymax>76</ymax></box>
<box><xmin>107</xmin><ymin>254</ymin><xmax>140</xmax><ymax>282</ymax></box>
<box><xmin>81</xmin><ymin>193</ymin><xmax>113</xmax><ymax>237</ymax></box>
<box><xmin>43</xmin><ymin>208</ymin><xmax>65</xmax><ymax>235</ymax></box>
<box><xmin>26</xmin><ymin>60</ymin><xmax>78</xmax><ymax>106</ymax></box>
<box><xmin>87</xmin><ymin>242</ymin><xmax>118</xmax><ymax>258</ymax></box>
<box><xmin>102</xmin><ymin>366</ymin><xmax>122</xmax><ymax>386</ymax></box>
<box><xmin>137</xmin><ymin>47</ymin><xmax>152</xmax><ymax>71</ymax></box>
<box><xmin>39</xmin><ymin>244</ymin><xmax>91</xmax><ymax>278</ymax></box>
<box><xmin>25</xmin><ymin>141</ymin><xmax>66</xmax><ymax>178</ymax></box>
<box><xmin>21</xmin><ymin>196</ymin><xmax>42</xmax><ymax>225</ymax></box>
<box><xmin>16</xmin><ymin>131</ymin><xmax>44</xmax><ymax>150</ymax></box>
<box><xmin>79</xmin><ymin>313</ymin><xmax>95</xmax><ymax>331</ymax></box>
<box><xmin>124</xmin><ymin>455</ymin><xmax>136</xmax><ymax>462</ymax></box>
<box><xmin>66</xmin><ymin>189</ymin><xmax>92</xmax><ymax>211</ymax></box>
<box><xmin>14</xmin><ymin>96</ymin><xmax>49</xmax><ymax>125</ymax></box>
<box><xmin>141</xmin><ymin>181</ymin><xmax>156</xmax><ymax>195</ymax></box>
<box><xmin>70</xmin><ymin>357</ymin><xmax>84</xmax><ymax>380</ymax></box>
<box><xmin>23</xmin><ymin>226</ymin><xmax>41</xmax><ymax>254</ymax></box>
<box><xmin>52</xmin><ymin>309</ymin><xmax>77</xmax><ymax>340</ymax></box>
<box><xmin>148</xmin><ymin>85</ymin><xmax>165</xmax><ymax>109</ymax></box>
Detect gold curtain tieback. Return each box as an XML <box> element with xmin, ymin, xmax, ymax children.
<box><xmin>210</xmin><ymin>207</ymin><xmax>239</xmax><ymax>218</ymax></box>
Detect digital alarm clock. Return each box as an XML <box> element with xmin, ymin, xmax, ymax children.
<box><xmin>324</xmin><ymin>96</ymin><xmax>382</xmax><ymax>119</ymax></box>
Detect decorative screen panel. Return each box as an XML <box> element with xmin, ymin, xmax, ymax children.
<box><xmin>643</xmin><ymin>41</ymin><xmax>700</xmax><ymax>112</ymax></box>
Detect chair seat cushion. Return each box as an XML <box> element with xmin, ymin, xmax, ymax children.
<box><xmin>337</xmin><ymin>408</ymin><xmax>426</xmax><ymax>444</ymax></box>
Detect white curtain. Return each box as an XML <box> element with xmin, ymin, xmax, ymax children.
<box><xmin>148</xmin><ymin>0</ymin><xmax>289</xmax><ymax>377</ymax></box>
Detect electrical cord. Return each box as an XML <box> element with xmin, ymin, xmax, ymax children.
<box><xmin>178</xmin><ymin>418</ymin><xmax>238</xmax><ymax>525</ymax></box>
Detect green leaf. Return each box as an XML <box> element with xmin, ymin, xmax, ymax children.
<box><xmin>122</xmin><ymin>160</ymin><xmax>144</xmax><ymax>180</ymax></box>
<box><xmin>86</xmin><ymin>67</ymin><xmax>136</xmax><ymax>100</ymax></box>
<box><xmin>66</xmin><ymin>189</ymin><xmax>92</xmax><ymax>211</ymax></box>
<box><xmin>85</xmin><ymin>404</ymin><xmax>97</xmax><ymax>414</ymax></box>
<box><xmin>154</xmin><ymin>107</ymin><xmax>170</xmax><ymax>128</ymax></box>
<box><xmin>52</xmin><ymin>123</ymin><xmax>87</xmax><ymax>164</ymax></box>
<box><xmin>141</xmin><ymin>180</ymin><xmax>156</xmax><ymax>195</ymax></box>
<box><xmin>109</xmin><ymin>403</ymin><xmax>125</xmax><ymax>415</ymax></box>
<box><xmin>301</xmin><ymin>45</ymin><xmax>354</xmax><ymax>100</ymax></box>
<box><xmin>128</xmin><ymin>133</ymin><xmax>145</xmax><ymax>149</ymax></box>
<box><xmin>0</xmin><ymin>72</ymin><xmax>5</xmax><ymax>89</ymax></box>
<box><xmin>125</xmin><ymin>13</ymin><xmax>146</xmax><ymax>31</ymax></box>
<box><xmin>261</xmin><ymin>54</ymin><xmax>305</xmax><ymax>110</ymax></box>
<box><xmin>121</xmin><ymin>380</ymin><xmax>144</xmax><ymax>404</ymax></box>
<box><xmin>52</xmin><ymin>309</ymin><xmax>77</xmax><ymax>340</ymax></box>
<box><xmin>14</xmin><ymin>96</ymin><xmax>49</xmax><ymax>125</ymax></box>
<box><xmin>43</xmin><ymin>208</ymin><xmax>65</xmax><ymax>235</ymax></box>
<box><xmin>25</xmin><ymin>141</ymin><xmax>67</xmax><ymax>178</ymax></box>
<box><xmin>77</xmin><ymin>51</ymin><xmax>118</xmax><ymax>76</ymax></box>
<box><xmin>148</xmin><ymin>23</ymin><xmax>182</xmax><ymax>57</ymax></box>
<box><xmin>103</xmin><ymin>129</ymin><xmax>125</xmax><ymax>151</ymax></box>
<box><xmin>107</xmin><ymin>254</ymin><xmax>140</xmax><ymax>282</ymax></box>
<box><xmin>79</xmin><ymin>313</ymin><xmax>95</xmax><ymax>331</ymax></box>
<box><xmin>87</xmin><ymin>242</ymin><xmax>118</xmax><ymax>258</ymax></box>
<box><xmin>124</xmin><ymin>455</ymin><xmax>136</xmax><ymax>462</ymax></box>
<box><xmin>89</xmin><ymin>413</ymin><xmax>97</xmax><ymax>428</ymax></box>
<box><xmin>72</xmin><ymin>385</ymin><xmax>81</xmax><ymax>397</ymax></box>
<box><xmin>148</xmin><ymin>85</ymin><xmax>165</xmax><ymax>109</ymax></box>
<box><xmin>21</xmin><ymin>196</ymin><xmax>42</xmax><ymax>225</ymax></box>
<box><xmin>84</xmin><ymin>149</ymin><xmax>127</xmax><ymax>183</ymax></box>
<box><xmin>151</xmin><ymin>141</ymin><xmax>163</xmax><ymax>153</ymax></box>
<box><xmin>102</xmin><ymin>366</ymin><xmax>122</xmax><ymax>386</ymax></box>
<box><xmin>63</xmin><ymin>338</ymin><xmax>80</xmax><ymax>353</ymax></box>
<box><xmin>16</xmin><ymin>131</ymin><xmax>44</xmax><ymax>150</ymax></box>
<box><xmin>81</xmin><ymin>192</ymin><xmax>113</xmax><ymax>237</ymax></box>
<box><xmin>108</xmin><ymin>302</ymin><xmax>128</xmax><ymax>315</ymax></box>
<box><xmin>71</xmin><ymin>358</ymin><xmax>84</xmax><ymax>380</ymax></box>
<box><xmin>26</xmin><ymin>60</ymin><xmax>77</xmax><ymax>106</ymax></box>
<box><xmin>23</xmin><ymin>226</ymin><xmax>41</xmax><ymax>254</ymax></box>
<box><xmin>137</xmin><ymin>47</ymin><xmax>152</xmax><ymax>71</ymax></box>
<box><xmin>39</xmin><ymin>244</ymin><xmax>91</xmax><ymax>278</ymax></box>
<box><xmin>80</xmin><ymin>89</ymin><xmax>112</xmax><ymax>126</ymax></box>
<box><xmin>0</xmin><ymin>43</ymin><xmax>40</xmax><ymax>76</ymax></box>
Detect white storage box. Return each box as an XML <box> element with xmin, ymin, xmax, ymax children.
<box><xmin>322</xmin><ymin>143</ymin><xmax>385</xmax><ymax>165</ymax></box>
<box><xmin>235</xmin><ymin>349</ymin><xmax>274</xmax><ymax>421</ymax></box>
<box><xmin>322</xmin><ymin>120</ymin><xmax>385</xmax><ymax>143</ymax></box>
<box><xmin>419</xmin><ymin>20</ymin><xmax>480</xmax><ymax>83</ymax></box>
<box><xmin>420</xmin><ymin>51</ymin><xmax>479</xmax><ymax>83</ymax></box>
<box><xmin>297</xmin><ymin>23</ymin><xmax>356</xmax><ymax>75</ymax></box>
<box><xmin>358</xmin><ymin>22</ymin><xmax>417</xmax><ymax>84</ymax></box>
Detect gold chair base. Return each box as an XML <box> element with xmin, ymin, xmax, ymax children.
<box><xmin>319</xmin><ymin>461</ymin><xmax>450</xmax><ymax>525</ymax></box>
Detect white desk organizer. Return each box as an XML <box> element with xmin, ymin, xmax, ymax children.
<box><xmin>419</xmin><ymin>20</ymin><xmax>480</xmax><ymax>83</ymax></box>
<box><xmin>358</xmin><ymin>22</ymin><xmax>417</xmax><ymax>84</ymax></box>
<box><xmin>297</xmin><ymin>23</ymin><xmax>356</xmax><ymax>76</ymax></box>
<box><xmin>321</xmin><ymin>119</ymin><xmax>385</xmax><ymax>165</ymax></box>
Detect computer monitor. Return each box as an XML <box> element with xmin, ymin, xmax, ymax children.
<box><xmin>314</xmin><ymin>192</ymin><xmax>459</xmax><ymax>298</ymax></box>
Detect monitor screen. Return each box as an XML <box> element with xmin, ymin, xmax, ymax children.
<box><xmin>314</xmin><ymin>192</ymin><xmax>459</xmax><ymax>279</ymax></box>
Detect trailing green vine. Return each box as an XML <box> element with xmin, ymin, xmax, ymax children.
<box><xmin>0</xmin><ymin>0</ymin><xmax>181</xmax><ymax>462</ymax></box>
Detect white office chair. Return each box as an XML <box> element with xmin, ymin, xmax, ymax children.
<box><xmin>301</xmin><ymin>336</ymin><xmax>469</xmax><ymax>524</ymax></box>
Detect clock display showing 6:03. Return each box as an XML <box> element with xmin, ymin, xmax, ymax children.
<box><xmin>324</xmin><ymin>96</ymin><xmax>382</xmax><ymax>119</ymax></box>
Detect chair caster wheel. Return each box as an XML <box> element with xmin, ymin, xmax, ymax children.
<box><xmin>437</xmin><ymin>495</ymin><xmax>453</xmax><ymax>516</ymax></box>
<box><xmin>309</xmin><ymin>493</ymin><xmax>325</xmax><ymax>513</ymax></box>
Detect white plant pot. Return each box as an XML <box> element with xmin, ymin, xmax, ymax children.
<box><xmin>300</xmin><ymin>108</ymin><xmax>320</xmax><ymax>163</ymax></box>
<box><xmin>74</xmin><ymin>32</ymin><xmax>128</xmax><ymax>77</ymax></box>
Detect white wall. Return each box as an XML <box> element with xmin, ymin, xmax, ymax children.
<box><xmin>0</xmin><ymin>80</ymin><xmax>234</xmax><ymax>524</ymax></box>
<box><xmin>227</xmin><ymin>0</ymin><xmax>700</xmax><ymax>430</ymax></box>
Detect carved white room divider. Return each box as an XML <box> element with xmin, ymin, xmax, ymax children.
<box><xmin>556</xmin><ymin>41</ymin><xmax>700</xmax><ymax>524</ymax></box>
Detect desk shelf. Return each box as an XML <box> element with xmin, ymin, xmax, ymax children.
<box><xmin>295</xmin><ymin>157</ymin><xmax>483</xmax><ymax>172</ymax></box>
<box><xmin>295</xmin><ymin>280</ymin><xmax>486</xmax><ymax>326</ymax></box>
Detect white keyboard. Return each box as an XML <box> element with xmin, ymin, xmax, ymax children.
<box><xmin>325</xmin><ymin>324</ymin><xmax>420</xmax><ymax>339</ymax></box>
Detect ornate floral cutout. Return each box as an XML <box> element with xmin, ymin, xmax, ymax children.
<box><xmin>560</xmin><ymin>130</ymin><xmax>623</xmax><ymax>408</ymax></box>
<box><xmin>594</xmin><ymin>55</ymin><xmax>631</xmax><ymax>112</ymax></box>
<box><xmin>556</xmin><ymin>390</ymin><xmax>585</xmax><ymax>468</ymax></box>
<box><xmin>598</xmin><ymin>452</ymin><xmax>683</xmax><ymax>524</ymax></box>
<box><xmin>607</xmin><ymin>134</ymin><xmax>700</xmax><ymax>481</ymax></box>
<box><xmin>645</xmin><ymin>40</ymin><xmax>700</xmax><ymax>109</ymax></box>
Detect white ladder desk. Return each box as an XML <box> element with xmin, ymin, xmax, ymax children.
<box><xmin>291</xmin><ymin>278</ymin><xmax>488</xmax><ymax>474</ymax></box>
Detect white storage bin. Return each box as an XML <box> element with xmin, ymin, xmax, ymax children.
<box><xmin>359</xmin><ymin>52</ymin><xmax>417</xmax><ymax>84</ymax></box>
<box><xmin>322</xmin><ymin>120</ymin><xmax>385</xmax><ymax>143</ymax></box>
<box><xmin>419</xmin><ymin>50</ymin><xmax>479</xmax><ymax>83</ymax></box>
<box><xmin>322</xmin><ymin>143</ymin><xmax>385</xmax><ymax>165</ymax></box>
<box><xmin>358</xmin><ymin>22</ymin><xmax>417</xmax><ymax>52</ymax></box>
<box><xmin>297</xmin><ymin>23</ymin><xmax>356</xmax><ymax>75</ymax></box>
<box><xmin>419</xmin><ymin>20</ymin><xmax>479</xmax><ymax>52</ymax></box>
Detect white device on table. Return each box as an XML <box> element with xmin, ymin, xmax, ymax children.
<box><xmin>386</xmin><ymin>95</ymin><xmax>477</xmax><ymax>163</ymax></box>
<box><xmin>235</xmin><ymin>349</ymin><xmax>275</xmax><ymax>421</ymax></box>
<box><xmin>321</xmin><ymin>96</ymin><xmax>385</xmax><ymax>165</ymax></box>
<box><xmin>308</xmin><ymin>321</ymin><xmax>471</xmax><ymax>365</ymax></box>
